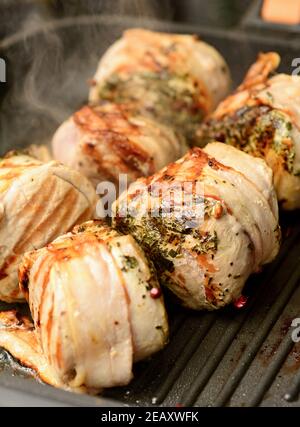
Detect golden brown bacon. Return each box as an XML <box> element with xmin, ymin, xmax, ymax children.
<box><xmin>12</xmin><ymin>220</ymin><xmax>168</xmax><ymax>391</ymax></box>
<box><xmin>197</xmin><ymin>52</ymin><xmax>300</xmax><ymax>210</ymax></box>
<box><xmin>52</xmin><ymin>102</ymin><xmax>187</xmax><ymax>188</ymax></box>
<box><xmin>0</xmin><ymin>153</ymin><xmax>97</xmax><ymax>303</ymax></box>
<box><xmin>89</xmin><ymin>29</ymin><xmax>231</xmax><ymax>145</ymax></box>
<box><xmin>0</xmin><ymin>310</ymin><xmax>63</xmax><ymax>389</ymax></box>
<box><xmin>113</xmin><ymin>143</ymin><xmax>280</xmax><ymax>310</ymax></box>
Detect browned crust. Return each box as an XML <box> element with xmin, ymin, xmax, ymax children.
<box><xmin>120</xmin><ymin>29</ymin><xmax>212</xmax><ymax>112</ymax></box>
<box><xmin>74</xmin><ymin>105</ymin><xmax>155</xmax><ymax>182</ymax></box>
<box><xmin>211</xmin><ymin>52</ymin><xmax>280</xmax><ymax>120</ymax></box>
<box><xmin>147</xmin><ymin>147</ymin><xmax>233</xmax><ymax>184</ymax></box>
<box><xmin>237</xmin><ymin>52</ymin><xmax>280</xmax><ymax>92</ymax></box>
<box><xmin>0</xmin><ymin>185</ymin><xmax>85</xmax><ymax>294</ymax></box>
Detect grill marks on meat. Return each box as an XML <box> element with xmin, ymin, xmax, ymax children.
<box><xmin>53</xmin><ymin>29</ymin><xmax>230</xmax><ymax>187</ymax></box>
<box><xmin>196</xmin><ymin>52</ymin><xmax>300</xmax><ymax>210</ymax></box>
<box><xmin>0</xmin><ymin>221</ymin><xmax>169</xmax><ymax>391</ymax></box>
<box><xmin>74</xmin><ymin>105</ymin><xmax>154</xmax><ymax>179</ymax></box>
<box><xmin>113</xmin><ymin>143</ymin><xmax>280</xmax><ymax>310</ymax></box>
<box><xmin>89</xmin><ymin>29</ymin><xmax>231</xmax><ymax>145</ymax></box>
<box><xmin>0</xmin><ymin>154</ymin><xmax>97</xmax><ymax>303</ymax></box>
<box><xmin>73</xmin><ymin>104</ymin><xmax>140</xmax><ymax>135</ymax></box>
<box><xmin>52</xmin><ymin>102</ymin><xmax>187</xmax><ymax>189</ymax></box>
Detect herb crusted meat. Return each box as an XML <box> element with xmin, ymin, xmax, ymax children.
<box><xmin>89</xmin><ymin>28</ymin><xmax>231</xmax><ymax>146</ymax></box>
<box><xmin>53</xmin><ymin>29</ymin><xmax>230</xmax><ymax>188</ymax></box>
<box><xmin>112</xmin><ymin>143</ymin><xmax>280</xmax><ymax>310</ymax></box>
<box><xmin>15</xmin><ymin>220</ymin><xmax>168</xmax><ymax>391</ymax></box>
<box><xmin>197</xmin><ymin>52</ymin><xmax>300</xmax><ymax>210</ymax></box>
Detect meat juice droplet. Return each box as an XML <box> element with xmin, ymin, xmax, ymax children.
<box><xmin>150</xmin><ymin>288</ymin><xmax>161</xmax><ymax>299</ymax></box>
<box><xmin>234</xmin><ymin>295</ymin><xmax>248</xmax><ymax>309</ymax></box>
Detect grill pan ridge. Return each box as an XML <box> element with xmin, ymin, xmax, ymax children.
<box><xmin>0</xmin><ymin>15</ymin><xmax>300</xmax><ymax>407</ymax></box>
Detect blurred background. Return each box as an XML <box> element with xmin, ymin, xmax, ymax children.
<box><xmin>1</xmin><ymin>0</ymin><xmax>300</xmax><ymax>41</ymax></box>
<box><xmin>1</xmin><ymin>0</ymin><xmax>300</xmax><ymax>151</ymax></box>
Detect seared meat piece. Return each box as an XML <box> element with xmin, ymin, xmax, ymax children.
<box><xmin>0</xmin><ymin>310</ymin><xmax>63</xmax><ymax>389</ymax></box>
<box><xmin>17</xmin><ymin>220</ymin><xmax>168</xmax><ymax>391</ymax></box>
<box><xmin>203</xmin><ymin>142</ymin><xmax>278</xmax><ymax>218</ymax></box>
<box><xmin>52</xmin><ymin>102</ymin><xmax>187</xmax><ymax>188</ymax></box>
<box><xmin>197</xmin><ymin>52</ymin><xmax>300</xmax><ymax>210</ymax></box>
<box><xmin>89</xmin><ymin>29</ymin><xmax>231</xmax><ymax>145</ymax></box>
<box><xmin>112</xmin><ymin>143</ymin><xmax>280</xmax><ymax>310</ymax></box>
<box><xmin>0</xmin><ymin>154</ymin><xmax>97</xmax><ymax>303</ymax></box>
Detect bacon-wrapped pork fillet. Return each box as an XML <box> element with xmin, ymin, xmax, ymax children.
<box><xmin>89</xmin><ymin>29</ymin><xmax>231</xmax><ymax>145</ymax></box>
<box><xmin>0</xmin><ymin>154</ymin><xmax>97</xmax><ymax>302</ymax></box>
<box><xmin>6</xmin><ymin>221</ymin><xmax>168</xmax><ymax>391</ymax></box>
<box><xmin>197</xmin><ymin>52</ymin><xmax>300</xmax><ymax>210</ymax></box>
<box><xmin>52</xmin><ymin>102</ymin><xmax>187</xmax><ymax>188</ymax></box>
<box><xmin>112</xmin><ymin>143</ymin><xmax>280</xmax><ymax>310</ymax></box>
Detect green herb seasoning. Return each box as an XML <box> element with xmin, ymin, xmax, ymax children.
<box><xmin>98</xmin><ymin>71</ymin><xmax>204</xmax><ymax>145</ymax></box>
<box><xmin>114</xmin><ymin>205</ymin><xmax>219</xmax><ymax>284</ymax></box>
<box><xmin>121</xmin><ymin>255</ymin><xmax>138</xmax><ymax>272</ymax></box>
<box><xmin>197</xmin><ymin>105</ymin><xmax>296</xmax><ymax>175</ymax></box>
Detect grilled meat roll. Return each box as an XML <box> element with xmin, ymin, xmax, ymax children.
<box><xmin>52</xmin><ymin>102</ymin><xmax>187</xmax><ymax>188</ymax></box>
<box><xmin>17</xmin><ymin>220</ymin><xmax>168</xmax><ymax>391</ymax></box>
<box><xmin>0</xmin><ymin>310</ymin><xmax>63</xmax><ymax>389</ymax></box>
<box><xmin>196</xmin><ymin>52</ymin><xmax>300</xmax><ymax>210</ymax></box>
<box><xmin>0</xmin><ymin>154</ymin><xmax>97</xmax><ymax>303</ymax></box>
<box><xmin>112</xmin><ymin>143</ymin><xmax>280</xmax><ymax>310</ymax></box>
<box><xmin>89</xmin><ymin>29</ymin><xmax>231</xmax><ymax>145</ymax></box>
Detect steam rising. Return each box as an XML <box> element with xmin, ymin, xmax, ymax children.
<box><xmin>0</xmin><ymin>1</ymin><xmax>173</xmax><ymax>154</ymax></box>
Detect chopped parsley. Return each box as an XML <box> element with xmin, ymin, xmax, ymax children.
<box><xmin>121</xmin><ymin>255</ymin><xmax>138</xmax><ymax>272</ymax></box>
<box><xmin>197</xmin><ymin>105</ymin><xmax>297</xmax><ymax>175</ymax></box>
